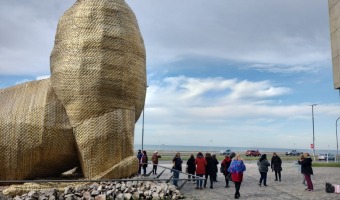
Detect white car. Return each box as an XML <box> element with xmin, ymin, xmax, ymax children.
<box><xmin>318</xmin><ymin>153</ymin><xmax>335</xmax><ymax>161</ymax></box>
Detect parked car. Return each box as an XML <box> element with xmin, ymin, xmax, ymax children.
<box><xmin>220</xmin><ymin>149</ymin><xmax>232</xmax><ymax>155</ymax></box>
<box><xmin>245</xmin><ymin>150</ymin><xmax>261</xmax><ymax>157</ymax></box>
<box><xmin>318</xmin><ymin>153</ymin><xmax>335</xmax><ymax>161</ymax></box>
<box><xmin>285</xmin><ymin>150</ymin><xmax>303</xmax><ymax>156</ymax></box>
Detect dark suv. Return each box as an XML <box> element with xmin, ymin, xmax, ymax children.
<box><xmin>246</xmin><ymin>150</ymin><xmax>261</xmax><ymax>157</ymax></box>
<box><xmin>220</xmin><ymin>149</ymin><xmax>232</xmax><ymax>155</ymax></box>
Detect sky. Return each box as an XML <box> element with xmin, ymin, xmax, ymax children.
<box><xmin>0</xmin><ymin>0</ymin><xmax>339</xmax><ymax>151</ymax></box>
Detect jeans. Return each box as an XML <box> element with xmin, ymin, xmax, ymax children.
<box><xmin>304</xmin><ymin>174</ymin><xmax>313</xmax><ymax>190</ymax></box>
<box><xmin>173</xmin><ymin>170</ymin><xmax>179</xmax><ymax>186</ymax></box>
<box><xmin>196</xmin><ymin>174</ymin><xmax>204</xmax><ymax>188</ymax></box>
<box><xmin>142</xmin><ymin>166</ymin><xmax>147</xmax><ymax>175</ymax></box>
<box><xmin>259</xmin><ymin>172</ymin><xmax>267</xmax><ymax>185</ymax></box>
<box><xmin>152</xmin><ymin>165</ymin><xmax>158</xmax><ymax>174</ymax></box>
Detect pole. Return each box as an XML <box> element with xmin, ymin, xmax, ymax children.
<box><xmin>142</xmin><ymin>109</ymin><xmax>145</xmax><ymax>151</ymax></box>
<box><xmin>141</xmin><ymin>85</ymin><xmax>148</xmax><ymax>151</ymax></box>
<box><xmin>336</xmin><ymin>117</ymin><xmax>340</xmax><ymax>162</ymax></box>
<box><xmin>310</xmin><ymin>104</ymin><xmax>317</xmax><ymax>162</ymax></box>
<box><xmin>327</xmin><ymin>145</ymin><xmax>329</xmax><ymax>163</ymax></box>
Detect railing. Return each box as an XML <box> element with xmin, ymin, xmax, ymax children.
<box><xmin>0</xmin><ymin>163</ymin><xmax>204</xmax><ymax>191</ymax></box>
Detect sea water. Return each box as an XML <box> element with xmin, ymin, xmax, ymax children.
<box><xmin>134</xmin><ymin>144</ymin><xmax>337</xmax><ymax>155</ymax></box>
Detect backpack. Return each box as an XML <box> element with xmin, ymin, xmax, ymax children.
<box><xmin>326</xmin><ymin>182</ymin><xmax>335</xmax><ymax>193</ymax></box>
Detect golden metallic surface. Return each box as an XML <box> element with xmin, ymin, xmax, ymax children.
<box><xmin>0</xmin><ymin>0</ymin><xmax>146</xmax><ymax>194</ymax></box>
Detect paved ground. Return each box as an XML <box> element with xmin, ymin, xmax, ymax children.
<box><xmin>160</xmin><ymin>161</ymin><xmax>340</xmax><ymax>200</ymax></box>
<box><xmin>1</xmin><ymin>161</ymin><xmax>340</xmax><ymax>200</ymax></box>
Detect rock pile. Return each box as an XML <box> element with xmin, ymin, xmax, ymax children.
<box><xmin>8</xmin><ymin>181</ymin><xmax>184</xmax><ymax>200</ymax></box>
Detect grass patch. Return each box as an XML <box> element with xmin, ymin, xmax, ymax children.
<box><xmin>313</xmin><ymin>162</ymin><xmax>340</xmax><ymax>167</ymax></box>
<box><xmin>155</xmin><ymin>153</ymin><xmax>302</xmax><ymax>162</ymax></box>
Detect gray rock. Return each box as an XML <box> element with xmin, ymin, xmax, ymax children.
<box><xmin>97</xmin><ymin>185</ymin><xmax>103</xmax><ymax>192</ymax></box>
<box><xmin>64</xmin><ymin>187</ymin><xmax>72</xmax><ymax>195</ymax></box>
<box><xmin>83</xmin><ymin>191</ymin><xmax>91</xmax><ymax>200</ymax></box>
<box><xmin>123</xmin><ymin>193</ymin><xmax>132</xmax><ymax>200</ymax></box>
<box><xmin>152</xmin><ymin>192</ymin><xmax>160</xmax><ymax>199</ymax></box>
<box><xmin>116</xmin><ymin>193</ymin><xmax>124</xmax><ymax>200</ymax></box>
<box><xmin>90</xmin><ymin>183</ymin><xmax>99</xmax><ymax>190</ymax></box>
<box><xmin>94</xmin><ymin>194</ymin><xmax>106</xmax><ymax>200</ymax></box>
<box><xmin>64</xmin><ymin>194</ymin><xmax>75</xmax><ymax>199</ymax></box>
<box><xmin>48</xmin><ymin>196</ymin><xmax>56</xmax><ymax>200</ymax></box>
<box><xmin>27</xmin><ymin>191</ymin><xmax>38</xmax><ymax>198</ymax></box>
<box><xmin>132</xmin><ymin>192</ymin><xmax>139</xmax><ymax>200</ymax></box>
<box><xmin>91</xmin><ymin>190</ymin><xmax>100</xmax><ymax>196</ymax></box>
<box><xmin>105</xmin><ymin>190</ymin><xmax>112</xmax><ymax>196</ymax></box>
<box><xmin>171</xmin><ymin>194</ymin><xmax>178</xmax><ymax>200</ymax></box>
<box><xmin>38</xmin><ymin>194</ymin><xmax>47</xmax><ymax>200</ymax></box>
<box><xmin>58</xmin><ymin>194</ymin><xmax>65</xmax><ymax>200</ymax></box>
<box><xmin>126</xmin><ymin>181</ymin><xmax>133</xmax><ymax>189</ymax></box>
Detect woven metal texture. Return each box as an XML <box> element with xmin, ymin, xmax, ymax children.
<box><xmin>0</xmin><ymin>0</ymin><xmax>145</xmax><ymax>191</ymax></box>
<box><xmin>0</xmin><ymin>79</ymin><xmax>79</xmax><ymax>180</ymax></box>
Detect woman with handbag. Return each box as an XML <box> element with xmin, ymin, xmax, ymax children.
<box><xmin>228</xmin><ymin>154</ymin><xmax>246</xmax><ymax>199</ymax></box>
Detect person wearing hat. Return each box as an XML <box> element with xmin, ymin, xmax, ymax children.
<box><xmin>152</xmin><ymin>151</ymin><xmax>161</xmax><ymax>175</ymax></box>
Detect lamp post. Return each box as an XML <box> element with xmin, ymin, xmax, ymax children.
<box><xmin>141</xmin><ymin>85</ymin><xmax>148</xmax><ymax>151</ymax></box>
<box><xmin>141</xmin><ymin>109</ymin><xmax>145</xmax><ymax>151</ymax></box>
<box><xmin>336</xmin><ymin>117</ymin><xmax>340</xmax><ymax>162</ymax></box>
<box><xmin>310</xmin><ymin>104</ymin><xmax>317</xmax><ymax>162</ymax></box>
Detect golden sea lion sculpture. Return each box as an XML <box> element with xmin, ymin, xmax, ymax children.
<box><xmin>0</xmin><ymin>0</ymin><xmax>146</xmax><ymax>191</ymax></box>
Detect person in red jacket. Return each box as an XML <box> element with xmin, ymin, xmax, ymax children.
<box><xmin>195</xmin><ymin>152</ymin><xmax>207</xmax><ymax>189</ymax></box>
<box><xmin>228</xmin><ymin>154</ymin><xmax>246</xmax><ymax>199</ymax></box>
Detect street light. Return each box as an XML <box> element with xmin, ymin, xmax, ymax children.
<box><xmin>310</xmin><ymin>104</ymin><xmax>317</xmax><ymax>162</ymax></box>
<box><xmin>141</xmin><ymin>85</ymin><xmax>148</xmax><ymax>151</ymax></box>
<box><xmin>336</xmin><ymin>116</ymin><xmax>340</xmax><ymax>162</ymax></box>
<box><xmin>141</xmin><ymin>108</ymin><xmax>145</xmax><ymax>151</ymax></box>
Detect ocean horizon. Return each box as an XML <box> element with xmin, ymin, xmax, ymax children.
<box><xmin>134</xmin><ymin>144</ymin><xmax>339</xmax><ymax>155</ymax></box>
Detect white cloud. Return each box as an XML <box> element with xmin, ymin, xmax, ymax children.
<box><xmin>135</xmin><ymin>76</ymin><xmax>340</xmax><ymax>149</ymax></box>
<box><xmin>36</xmin><ymin>75</ymin><xmax>50</xmax><ymax>80</ymax></box>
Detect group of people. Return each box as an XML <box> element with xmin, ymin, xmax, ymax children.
<box><xmin>137</xmin><ymin>150</ymin><xmax>161</xmax><ymax>175</ymax></box>
<box><xmin>185</xmin><ymin>151</ymin><xmax>313</xmax><ymax>199</ymax></box>
<box><xmin>185</xmin><ymin>152</ymin><xmax>246</xmax><ymax>199</ymax></box>
<box><xmin>256</xmin><ymin>152</ymin><xmax>314</xmax><ymax>191</ymax></box>
<box><xmin>137</xmin><ymin>150</ymin><xmax>314</xmax><ymax>199</ymax></box>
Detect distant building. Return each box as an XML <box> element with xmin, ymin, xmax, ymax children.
<box><xmin>329</xmin><ymin>0</ymin><xmax>340</xmax><ymax>89</ymax></box>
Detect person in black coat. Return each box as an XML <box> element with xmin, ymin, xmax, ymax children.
<box><xmin>172</xmin><ymin>152</ymin><xmax>183</xmax><ymax>187</ymax></box>
<box><xmin>298</xmin><ymin>153</ymin><xmax>314</xmax><ymax>191</ymax></box>
<box><xmin>271</xmin><ymin>152</ymin><xmax>282</xmax><ymax>181</ymax></box>
<box><xmin>212</xmin><ymin>154</ymin><xmax>219</xmax><ymax>182</ymax></box>
<box><xmin>204</xmin><ymin>153</ymin><xmax>216</xmax><ymax>189</ymax></box>
<box><xmin>186</xmin><ymin>154</ymin><xmax>196</xmax><ymax>182</ymax></box>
